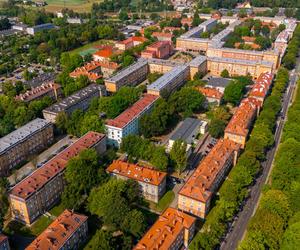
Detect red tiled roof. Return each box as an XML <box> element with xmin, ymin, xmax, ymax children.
<box><xmin>179</xmin><ymin>139</ymin><xmax>240</xmax><ymax>203</ymax></box>
<box><xmin>225</xmin><ymin>97</ymin><xmax>261</xmax><ymax>137</ymax></box>
<box><xmin>146</xmin><ymin>41</ymin><xmax>172</xmax><ymax>49</ymax></box>
<box><xmin>107</xmin><ymin>160</ymin><xmax>167</xmax><ymax>186</ymax></box>
<box><xmin>26</xmin><ymin>210</ymin><xmax>87</xmax><ymax>250</ymax></box>
<box><xmin>249</xmin><ymin>72</ymin><xmax>273</xmax><ymax>100</ymax></box>
<box><xmin>10</xmin><ymin>132</ymin><xmax>106</xmax><ymax>200</ymax></box>
<box><xmin>106</xmin><ymin>94</ymin><xmax>159</xmax><ymax>129</ymax></box>
<box><xmin>134</xmin><ymin>208</ymin><xmax>195</xmax><ymax>250</ymax></box>
<box><xmin>196</xmin><ymin>87</ymin><xmax>223</xmax><ymax>100</ymax></box>
<box><xmin>152</xmin><ymin>32</ymin><xmax>173</xmax><ymax>38</ymax></box>
<box><xmin>15</xmin><ymin>82</ymin><xmax>61</xmax><ymax>102</ymax></box>
<box><xmin>117</xmin><ymin>36</ymin><xmax>147</xmax><ymax>45</ymax></box>
<box><xmin>163</xmin><ymin>26</ymin><xmax>181</xmax><ymax>32</ymax></box>
<box><xmin>0</xmin><ymin>234</ymin><xmax>8</xmax><ymax>245</ymax></box>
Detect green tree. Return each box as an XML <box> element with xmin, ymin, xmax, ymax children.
<box><xmin>221</xmin><ymin>69</ymin><xmax>230</xmax><ymax>78</ymax></box>
<box><xmin>170</xmin><ymin>140</ymin><xmax>187</xmax><ymax>174</ymax></box>
<box><xmin>209</xmin><ymin>118</ymin><xmax>226</xmax><ymax>138</ymax></box>
<box><xmin>121</xmin><ymin>209</ymin><xmax>146</xmax><ymax>237</ymax></box>
<box><xmin>281</xmin><ymin>222</ymin><xmax>300</xmax><ymax>250</ymax></box>
<box><xmin>84</xmin><ymin>230</ymin><xmax>116</xmax><ymax>250</ymax></box>
<box><xmin>0</xmin><ymin>177</ymin><xmax>9</xmax><ymax>228</ymax></box>
<box><xmin>224</xmin><ymin>80</ymin><xmax>245</xmax><ymax>105</ymax></box>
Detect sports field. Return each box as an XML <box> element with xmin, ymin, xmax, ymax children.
<box><xmin>69</xmin><ymin>39</ymin><xmax>114</xmax><ymax>56</ymax></box>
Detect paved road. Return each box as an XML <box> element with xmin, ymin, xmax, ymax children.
<box><xmin>220</xmin><ymin>60</ymin><xmax>300</xmax><ymax>250</ymax></box>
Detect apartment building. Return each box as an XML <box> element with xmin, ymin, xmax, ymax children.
<box><xmin>107</xmin><ymin>160</ymin><xmax>167</xmax><ymax>203</ymax></box>
<box><xmin>206</xmin><ymin>47</ymin><xmax>280</xmax><ymax>70</ymax></box>
<box><xmin>115</xmin><ymin>36</ymin><xmax>147</xmax><ymax>51</ymax></box>
<box><xmin>148</xmin><ymin>58</ymin><xmax>180</xmax><ymax>74</ymax></box>
<box><xmin>0</xmin><ymin>118</ymin><xmax>53</xmax><ymax>177</ymax></box>
<box><xmin>141</xmin><ymin>41</ymin><xmax>173</xmax><ymax>59</ymax></box>
<box><xmin>92</xmin><ymin>47</ymin><xmax>115</xmax><ymax>62</ymax></box>
<box><xmin>26</xmin><ymin>210</ymin><xmax>88</xmax><ymax>250</ymax></box>
<box><xmin>43</xmin><ymin>84</ymin><xmax>106</xmax><ymax>123</ymax></box>
<box><xmin>9</xmin><ymin>132</ymin><xmax>106</xmax><ymax>225</ymax></box>
<box><xmin>178</xmin><ymin>139</ymin><xmax>240</xmax><ymax>218</ymax></box>
<box><xmin>207</xmin><ymin>57</ymin><xmax>274</xmax><ymax>78</ymax></box>
<box><xmin>195</xmin><ymin>86</ymin><xmax>223</xmax><ymax>105</ymax></box>
<box><xmin>106</xmin><ymin>94</ymin><xmax>159</xmax><ymax>147</ymax></box>
<box><xmin>15</xmin><ymin>82</ymin><xmax>62</xmax><ymax>103</ymax></box>
<box><xmin>224</xmin><ymin>97</ymin><xmax>261</xmax><ymax>148</ymax></box>
<box><xmin>104</xmin><ymin>59</ymin><xmax>148</xmax><ymax>92</ymax></box>
<box><xmin>134</xmin><ymin>208</ymin><xmax>196</xmax><ymax>250</ymax></box>
<box><xmin>69</xmin><ymin>61</ymin><xmax>103</xmax><ymax>82</ymax></box>
<box><xmin>248</xmin><ymin>72</ymin><xmax>273</xmax><ymax>103</ymax></box>
<box><xmin>189</xmin><ymin>55</ymin><xmax>207</xmax><ymax>80</ymax></box>
<box><xmin>0</xmin><ymin>234</ymin><xmax>10</xmax><ymax>250</ymax></box>
<box><xmin>147</xmin><ymin>64</ymin><xmax>190</xmax><ymax>97</ymax></box>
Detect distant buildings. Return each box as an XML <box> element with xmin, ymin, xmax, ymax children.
<box><xmin>0</xmin><ymin>118</ymin><xmax>53</xmax><ymax>177</ymax></box>
<box><xmin>9</xmin><ymin>132</ymin><xmax>106</xmax><ymax>225</ymax></box>
<box><xmin>93</xmin><ymin>47</ymin><xmax>116</xmax><ymax>62</ymax></box>
<box><xmin>26</xmin><ymin>210</ymin><xmax>88</xmax><ymax>250</ymax></box>
<box><xmin>26</xmin><ymin>23</ymin><xmax>55</xmax><ymax>35</ymax></box>
<box><xmin>69</xmin><ymin>61</ymin><xmax>102</xmax><ymax>82</ymax></box>
<box><xmin>15</xmin><ymin>82</ymin><xmax>62</xmax><ymax>103</ymax></box>
<box><xmin>106</xmin><ymin>94</ymin><xmax>159</xmax><ymax>147</ymax></box>
<box><xmin>141</xmin><ymin>41</ymin><xmax>173</xmax><ymax>59</ymax></box>
<box><xmin>134</xmin><ymin>207</ymin><xmax>196</xmax><ymax>250</ymax></box>
<box><xmin>167</xmin><ymin>118</ymin><xmax>208</xmax><ymax>157</ymax></box>
<box><xmin>0</xmin><ymin>234</ymin><xmax>10</xmax><ymax>250</ymax></box>
<box><xmin>107</xmin><ymin>160</ymin><xmax>167</xmax><ymax>203</ymax></box>
<box><xmin>43</xmin><ymin>84</ymin><xmax>106</xmax><ymax>123</ymax></box>
<box><xmin>178</xmin><ymin>139</ymin><xmax>240</xmax><ymax>218</ymax></box>
<box><xmin>152</xmin><ymin>32</ymin><xmax>174</xmax><ymax>42</ymax></box>
<box><xmin>115</xmin><ymin>36</ymin><xmax>147</xmax><ymax>51</ymax></box>
<box><xmin>147</xmin><ymin>64</ymin><xmax>190</xmax><ymax>97</ymax></box>
<box><xmin>104</xmin><ymin>59</ymin><xmax>148</xmax><ymax>92</ymax></box>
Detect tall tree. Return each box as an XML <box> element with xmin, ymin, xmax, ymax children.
<box><xmin>170</xmin><ymin>140</ymin><xmax>187</xmax><ymax>174</ymax></box>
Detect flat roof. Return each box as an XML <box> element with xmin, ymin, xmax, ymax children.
<box><xmin>207</xmin><ymin>77</ymin><xmax>231</xmax><ymax>88</ymax></box>
<box><xmin>208</xmin><ymin>56</ymin><xmax>274</xmax><ymax>67</ymax></box>
<box><xmin>0</xmin><ymin>118</ymin><xmax>51</xmax><ymax>154</ymax></box>
<box><xmin>43</xmin><ymin>84</ymin><xmax>103</xmax><ymax>114</ymax></box>
<box><xmin>189</xmin><ymin>55</ymin><xmax>207</xmax><ymax>67</ymax></box>
<box><xmin>106</xmin><ymin>58</ymin><xmax>148</xmax><ymax>83</ymax></box>
<box><xmin>170</xmin><ymin>118</ymin><xmax>203</xmax><ymax>143</ymax></box>
<box><xmin>148</xmin><ymin>58</ymin><xmax>181</xmax><ymax>67</ymax></box>
<box><xmin>147</xmin><ymin>64</ymin><xmax>189</xmax><ymax>91</ymax></box>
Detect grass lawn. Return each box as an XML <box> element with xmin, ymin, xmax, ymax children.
<box><xmin>148</xmin><ymin>190</ymin><xmax>175</xmax><ymax>213</ymax></box>
<box><xmin>30</xmin><ymin>216</ymin><xmax>53</xmax><ymax>236</ymax></box>
<box><xmin>49</xmin><ymin>203</ymin><xmax>65</xmax><ymax>217</ymax></box>
<box><xmin>69</xmin><ymin>39</ymin><xmax>113</xmax><ymax>56</ymax></box>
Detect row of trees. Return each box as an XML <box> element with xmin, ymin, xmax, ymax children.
<box><xmin>139</xmin><ymin>87</ymin><xmax>205</xmax><ymax>138</ymax></box>
<box><xmin>59</xmin><ymin>148</ymin><xmax>146</xmax><ymax>249</ymax></box>
<box><xmin>283</xmin><ymin>25</ymin><xmax>300</xmax><ymax>70</ymax></box>
<box><xmin>190</xmin><ymin>67</ymin><xmax>290</xmax><ymax>249</ymax></box>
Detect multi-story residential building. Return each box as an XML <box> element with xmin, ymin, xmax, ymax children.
<box><xmin>248</xmin><ymin>72</ymin><xmax>273</xmax><ymax>103</ymax></box>
<box><xmin>176</xmin><ymin>37</ymin><xmax>211</xmax><ymax>53</ymax></box>
<box><xmin>0</xmin><ymin>118</ymin><xmax>53</xmax><ymax>177</ymax></box>
<box><xmin>134</xmin><ymin>207</ymin><xmax>196</xmax><ymax>250</ymax></box>
<box><xmin>152</xmin><ymin>32</ymin><xmax>174</xmax><ymax>42</ymax></box>
<box><xmin>224</xmin><ymin>97</ymin><xmax>261</xmax><ymax>148</ymax></box>
<box><xmin>69</xmin><ymin>61</ymin><xmax>103</xmax><ymax>82</ymax></box>
<box><xmin>115</xmin><ymin>36</ymin><xmax>147</xmax><ymax>51</ymax></box>
<box><xmin>9</xmin><ymin>132</ymin><xmax>106</xmax><ymax>225</ymax></box>
<box><xmin>207</xmin><ymin>57</ymin><xmax>274</xmax><ymax>78</ymax></box>
<box><xmin>0</xmin><ymin>234</ymin><xmax>10</xmax><ymax>250</ymax></box>
<box><xmin>167</xmin><ymin>118</ymin><xmax>208</xmax><ymax>157</ymax></box>
<box><xmin>141</xmin><ymin>41</ymin><xmax>173</xmax><ymax>59</ymax></box>
<box><xmin>26</xmin><ymin>23</ymin><xmax>55</xmax><ymax>35</ymax></box>
<box><xmin>15</xmin><ymin>82</ymin><xmax>62</xmax><ymax>103</ymax></box>
<box><xmin>105</xmin><ymin>94</ymin><xmax>159</xmax><ymax>147</ymax></box>
<box><xmin>189</xmin><ymin>55</ymin><xmax>207</xmax><ymax>79</ymax></box>
<box><xmin>26</xmin><ymin>210</ymin><xmax>88</xmax><ymax>250</ymax></box>
<box><xmin>147</xmin><ymin>64</ymin><xmax>190</xmax><ymax>97</ymax></box>
<box><xmin>104</xmin><ymin>59</ymin><xmax>148</xmax><ymax>92</ymax></box>
<box><xmin>148</xmin><ymin>58</ymin><xmax>180</xmax><ymax>74</ymax></box>
<box><xmin>107</xmin><ymin>160</ymin><xmax>167</xmax><ymax>203</ymax></box>
<box><xmin>178</xmin><ymin>139</ymin><xmax>240</xmax><ymax>218</ymax></box>
<box><xmin>42</xmin><ymin>84</ymin><xmax>106</xmax><ymax>123</ymax></box>
<box><xmin>195</xmin><ymin>86</ymin><xmax>223</xmax><ymax>105</ymax></box>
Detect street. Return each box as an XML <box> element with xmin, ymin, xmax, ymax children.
<box><xmin>220</xmin><ymin>56</ymin><xmax>300</xmax><ymax>250</ymax></box>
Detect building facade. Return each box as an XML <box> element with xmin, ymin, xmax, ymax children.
<box><xmin>0</xmin><ymin>234</ymin><xmax>10</xmax><ymax>250</ymax></box>
<box><xmin>106</xmin><ymin>94</ymin><xmax>159</xmax><ymax>147</ymax></box>
<box><xmin>178</xmin><ymin>139</ymin><xmax>240</xmax><ymax>218</ymax></box>
<box><xmin>0</xmin><ymin>118</ymin><xmax>53</xmax><ymax>177</ymax></box>
<box><xmin>9</xmin><ymin>132</ymin><xmax>106</xmax><ymax>225</ymax></box>
<box><xmin>107</xmin><ymin>160</ymin><xmax>167</xmax><ymax>203</ymax></box>
<box><xmin>141</xmin><ymin>41</ymin><xmax>173</xmax><ymax>59</ymax></box>
<box><xmin>134</xmin><ymin>208</ymin><xmax>196</xmax><ymax>250</ymax></box>
<box><xmin>15</xmin><ymin>82</ymin><xmax>62</xmax><ymax>103</ymax></box>
<box><xmin>26</xmin><ymin>23</ymin><xmax>55</xmax><ymax>35</ymax></box>
<box><xmin>42</xmin><ymin>84</ymin><xmax>106</xmax><ymax>123</ymax></box>
<box><xmin>26</xmin><ymin>210</ymin><xmax>88</xmax><ymax>250</ymax></box>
